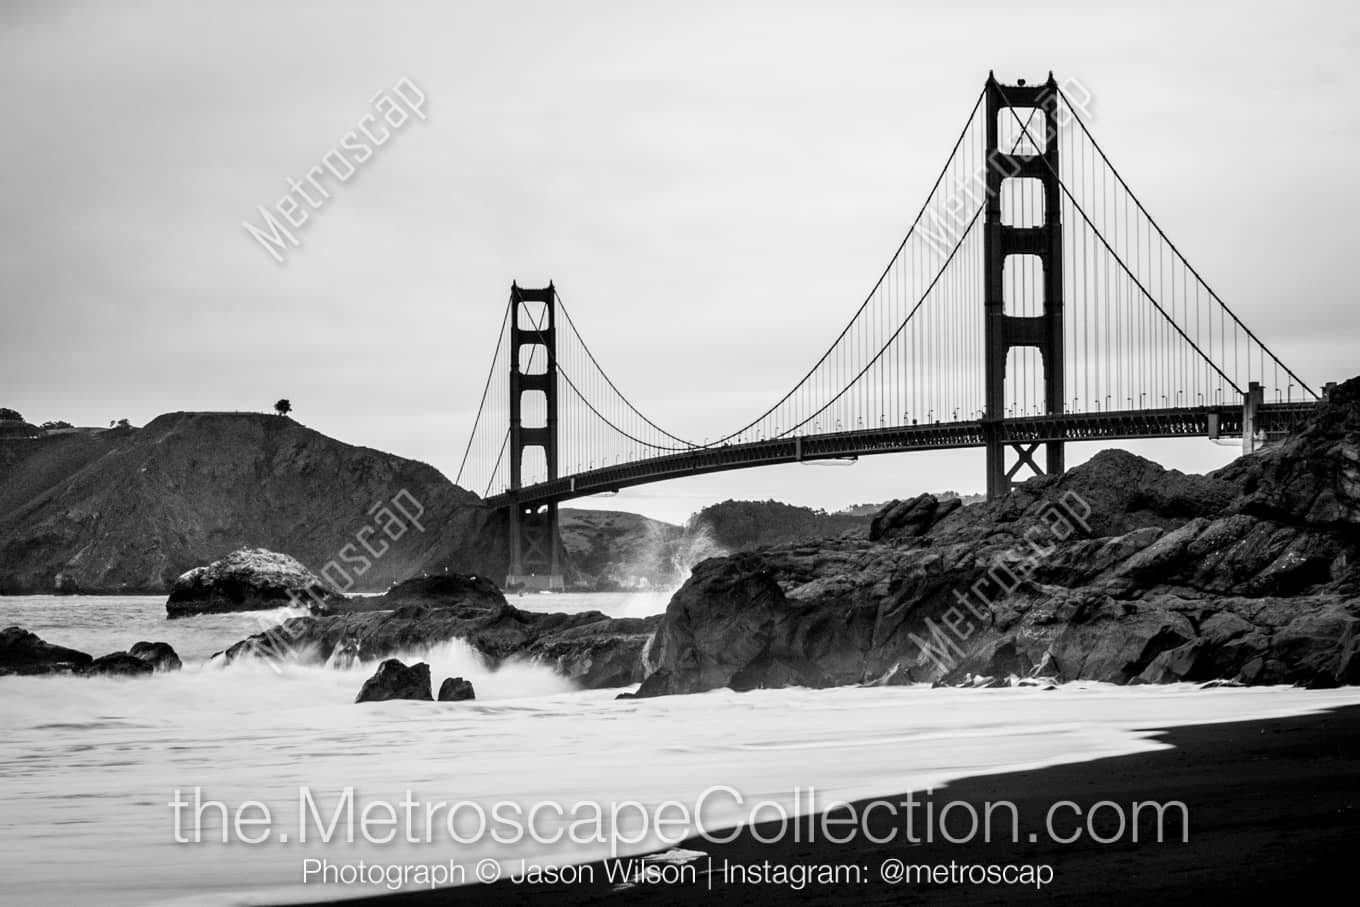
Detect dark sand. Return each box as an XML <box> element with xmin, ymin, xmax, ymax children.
<box><xmin>301</xmin><ymin>703</ymin><xmax>1360</xmax><ymax>906</ymax></box>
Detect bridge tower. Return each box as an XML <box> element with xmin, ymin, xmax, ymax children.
<box><xmin>982</xmin><ymin>72</ymin><xmax>1065</xmax><ymax>500</ymax></box>
<box><xmin>506</xmin><ymin>282</ymin><xmax>565</xmax><ymax>592</ymax></box>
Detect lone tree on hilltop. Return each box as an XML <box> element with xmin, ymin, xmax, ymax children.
<box><xmin>274</xmin><ymin>399</ymin><xmax>292</xmax><ymax>417</ymax></box>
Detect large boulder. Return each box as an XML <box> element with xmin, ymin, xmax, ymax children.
<box><xmin>636</xmin><ymin>553</ymin><xmax>876</xmax><ymax>697</ymax></box>
<box><xmin>129</xmin><ymin>641</ymin><xmax>182</xmax><ymax>672</ymax></box>
<box><xmin>524</xmin><ymin>616</ymin><xmax>664</xmax><ymax>689</ymax></box>
<box><xmin>166</xmin><ymin>548</ymin><xmax>341</xmax><ymax>618</ymax></box>
<box><xmin>353</xmin><ymin>573</ymin><xmax>505</xmax><ymax>612</ymax></box>
<box><xmin>87</xmin><ymin>651</ymin><xmax>156</xmax><ymax>677</ymax></box>
<box><xmin>437</xmin><ymin>676</ymin><xmax>476</xmax><ymax>701</ymax></box>
<box><xmin>0</xmin><ymin>626</ymin><xmax>92</xmax><ymax>676</ymax></box>
<box><xmin>355</xmin><ymin>659</ymin><xmax>433</xmax><ymax>702</ymax></box>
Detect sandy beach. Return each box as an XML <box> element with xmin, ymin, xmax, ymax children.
<box><xmin>316</xmin><ymin>703</ymin><xmax>1360</xmax><ymax>906</ymax></box>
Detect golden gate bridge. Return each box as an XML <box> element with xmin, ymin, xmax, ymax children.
<box><xmin>456</xmin><ymin>72</ymin><xmax>1320</xmax><ymax>591</ymax></box>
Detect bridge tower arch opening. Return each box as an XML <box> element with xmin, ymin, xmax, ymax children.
<box><xmin>506</xmin><ymin>282</ymin><xmax>565</xmax><ymax>592</ymax></box>
<box><xmin>983</xmin><ymin>72</ymin><xmax>1065</xmax><ymax>499</ymax></box>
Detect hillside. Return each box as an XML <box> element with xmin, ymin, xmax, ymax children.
<box><xmin>0</xmin><ymin>413</ymin><xmax>505</xmax><ymax>594</ymax></box>
<box><xmin>686</xmin><ymin>499</ymin><xmax>869</xmax><ymax>549</ymax></box>
<box><xmin>558</xmin><ymin>509</ymin><xmax>687</xmax><ymax>590</ymax></box>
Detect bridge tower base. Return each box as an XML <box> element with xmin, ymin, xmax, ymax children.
<box><xmin>505</xmin><ymin>282</ymin><xmax>565</xmax><ymax>593</ymax></box>
<box><xmin>983</xmin><ymin>72</ymin><xmax>1066</xmax><ymax>501</ymax></box>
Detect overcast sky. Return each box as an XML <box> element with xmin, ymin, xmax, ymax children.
<box><xmin>3</xmin><ymin>0</ymin><xmax>1356</xmax><ymax>524</ymax></box>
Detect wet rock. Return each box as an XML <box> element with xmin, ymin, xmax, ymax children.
<box><xmin>355</xmin><ymin>659</ymin><xmax>432</xmax><ymax>703</ymax></box>
<box><xmin>356</xmin><ymin>573</ymin><xmax>505</xmax><ymax>612</ymax></box>
<box><xmin>87</xmin><ymin>651</ymin><xmax>156</xmax><ymax>677</ymax></box>
<box><xmin>437</xmin><ymin>676</ymin><xmax>476</xmax><ymax>701</ymax></box>
<box><xmin>167</xmin><ymin>548</ymin><xmax>342</xmax><ymax>618</ymax></box>
<box><xmin>220</xmin><ymin>573</ymin><xmax>660</xmax><ymax>690</ymax></box>
<box><xmin>0</xmin><ymin>626</ymin><xmax>93</xmax><ymax>676</ymax></box>
<box><xmin>129</xmin><ymin>641</ymin><xmax>181</xmax><ymax>672</ymax></box>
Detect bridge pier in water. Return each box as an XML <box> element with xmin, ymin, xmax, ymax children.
<box><xmin>505</xmin><ymin>282</ymin><xmax>565</xmax><ymax>593</ymax></box>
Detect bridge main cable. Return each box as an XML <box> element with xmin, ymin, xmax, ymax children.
<box><xmin>692</xmin><ymin>87</ymin><xmax>987</xmax><ymax>448</ymax></box>
<box><xmin>1056</xmin><ymin>87</ymin><xmax>1317</xmax><ymax>400</ymax></box>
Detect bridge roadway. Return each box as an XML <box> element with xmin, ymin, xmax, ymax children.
<box><xmin>485</xmin><ymin>402</ymin><xmax>1318</xmax><ymax>510</ymax></box>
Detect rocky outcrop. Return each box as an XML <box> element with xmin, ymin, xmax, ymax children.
<box><xmin>0</xmin><ymin>411</ymin><xmax>505</xmax><ymax>595</ymax></box>
<box><xmin>634</xmin><ymin>378</ymin><xmax>1360</xmax><ymax>697</ymax></box>
<box><xmin>166</xmin><ymin>548</ymin><xmax>341</xmax><ymax>618</ymax></box>
<box><xmin>0</xmin><ymin>628</ymin><xmax>182</xmax><ymax>677</ymax></box>
<box><xmin>438</xmin><ymin>676</ymin><xmax>476</xmax><ymax>701</ymax></box>
<box><xmin>87</xmin><ymin>652</ymin><xmax>156</xmax><ymax>677</ymax></box>
<box><xmin>0</xmin><ymin>626</ymin><xmax>93</xmax><ymax>675</ymax></box>
<box><xmin>355</xmin><ymin>659</ymin><xmax>433</xmax><ymax>702</ymax></box>
<box><xmin>129</xmin><ymin>641</ymin><xmax>182</xmax><ymax>672</ymax></box>
<box><xmin>220</xmin><ymin>573</ymin><xmax>661</xmax><ymax>689</ymax></box>
<box><xmin>869</xmin><ymin>493</ymin><xmax>961</xmax><ymax>541</ymax></box>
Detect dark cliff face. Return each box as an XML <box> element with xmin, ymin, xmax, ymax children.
<box><xmin>0</xmin><ymin>412</ymin><xmax>506</xmax><ymax>594</ymax></box>
<box><xmin>635</xmin><ymin>379</ymin><xmax>1360</xmax><ymax>697</ymax></box>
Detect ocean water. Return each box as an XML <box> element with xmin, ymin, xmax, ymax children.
<box><xmin>2</xmin><ymin>595</ymin><xmax>1360</xmax><ymax>907</ymax></box>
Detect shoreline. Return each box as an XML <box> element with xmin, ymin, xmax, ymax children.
<box><xmin>299</xmin><ymin>703</ymin><xmax>1360</xmax><ymax>906</ymax></box>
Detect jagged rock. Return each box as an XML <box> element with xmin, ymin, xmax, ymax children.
<box><xmin>166</xmin><ymin>548</ymin><xmax>341</xmax><ymax>618</ymax></box>
<box><xmin>1217</xmin><ymin>378</ymin><xmax>1360</xmax><ymax>529</ymax></box>
<box><xmin>525</xmin><ymin>616</ymin><xmax>664</xmax><ymax>688</ymax></box>
<box><xmin>129</xmin><ymin>641</ymin><xmax>181</xmax><ymax>672</ymax></box>
<box><xmin>870</xmin><ymin>493</ymin><xmax>962</xmax><ymax>542</ymax></box>
<box><xmin>220</xmin><ymin>573</ymin><xmax>660</xmax><ymax>690</ymax></box>
<box><xmin>437</xmin><ymin>676</ymin><xmax>476</xmax><ymax>701</ymax></box>
<box><xmin>87</xmin><ymin>651</ymin><xmax>156</xmax><ymax>677</ymax></box>
<box><xmin>0</xmin><ymin>626</ymin><xmax>92</xmax><ymax>676</ymax></box>
<box><xmin>629</xmin><ymin>378</ymin><xmax>1360</xmax><ymax>697</ymax></box>
<box><xmin>635</xmin><ymin>553</ymin><xmax>875</xmax><ymax>697</ymax></box>
<box><xmin>355</xmin><ymin>659</ymin><xmax>432</xmax><ymax>702</ymax></box>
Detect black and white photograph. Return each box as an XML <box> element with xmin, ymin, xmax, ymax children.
<box><xmin>2</xmin><ymin>1</ymin><xmax>1358</xmax><ymax>904</ymax></box>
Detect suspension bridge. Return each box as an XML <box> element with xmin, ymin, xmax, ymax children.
<box><xmin>457</xmin><ymin>72</ymin><xmax>1322</xmax><ymax>592</ymax></box>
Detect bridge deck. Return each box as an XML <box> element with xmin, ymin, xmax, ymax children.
<box><xmin>485</xmin><ymin>402</ymin><xmax>1317</xmax><ymax>510</ymax></box>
